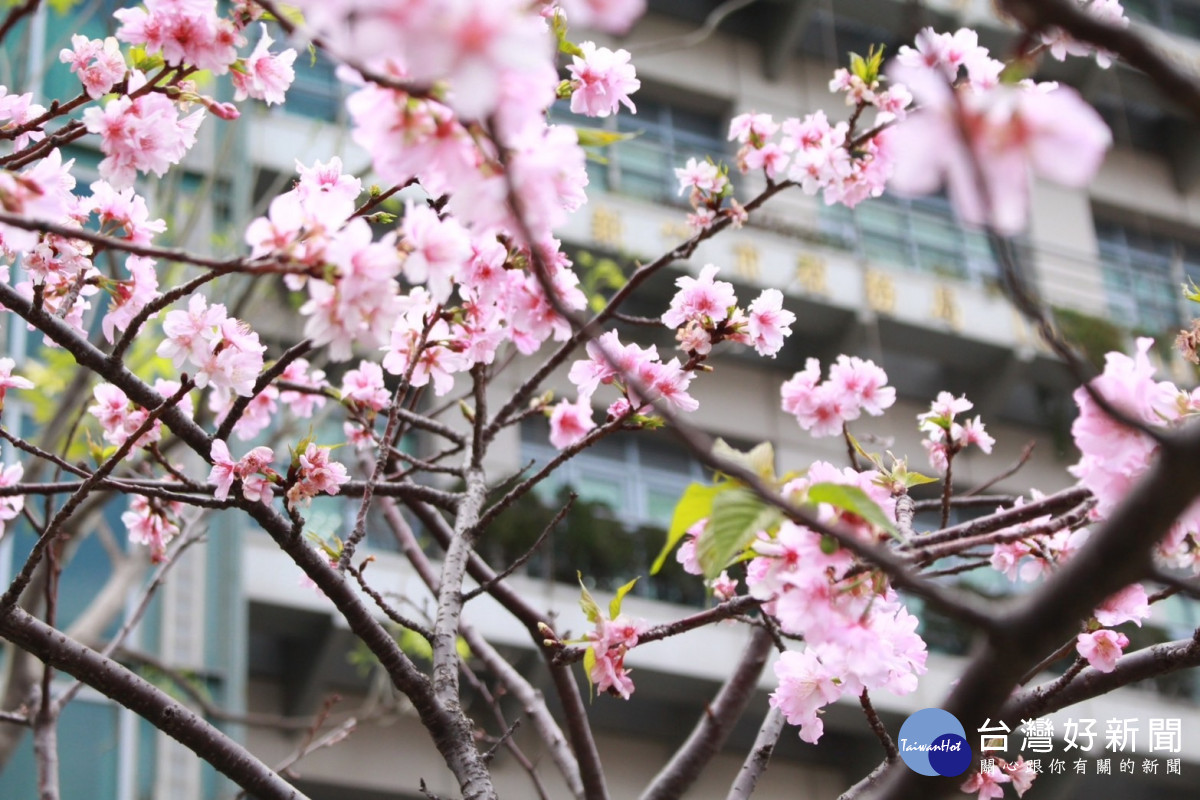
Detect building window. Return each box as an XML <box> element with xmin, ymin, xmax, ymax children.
<box><xmin>1095</xmin><ymin>219</ymin><xmax>1195</xmax><ymax>333</ymax></box>
<box><xmin>1124</xmin><ymin>0</ymin><xmax>1200</xmax><ymax>39</ymax></box>
<box><xmin>283</xmin><ymin>47</ymin><xmax>343</xmax><ymax>122</ymax></box>
<box><xmin>499</xmin><ymin>421</ymin><xmax>710</xmax><ymax>604</ymax></box>
<box><xmin>553</xmin><ymin>97</ymin><xmax>728</xmax><ymax>204</ymax></box>
<box><xmin>823</xmin><ymin>193</ymin><xmax>998</xmax><ymax>285</ymax></box>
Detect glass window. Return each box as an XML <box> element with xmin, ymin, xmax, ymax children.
<box><xmin>507</xmin><ymin>420</ymin><xmax>715</xmax><ymax>604</ymax></box>
<box><xmin>552</xmin><ymin>97</ymin><xmax>728</xmax><ymax>205</ymax></box>
<box><xmin>1125</xmin><ymin>0</ymin><xmax>1200</xmax><ymax>39</ymax></box>
<box><xmin>1095</xmin><ymin>219</ymin><xmax>1188</xmax><ymax>333</ymax></box>
<box><xmin>828</xmin><ymin>193</ymin><xmax>998</xmax><ymax>284</ymax></box>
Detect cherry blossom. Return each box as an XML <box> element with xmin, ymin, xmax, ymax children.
<box><xmin>567</xmin><ymin>42</ymin><xmax>639</xmax><ymax>118</ymax></box>
<box><xmin>115</xmin><ymin>0</ymin><xmax>241</xmax><ymax>74</ymax></box>
<box><xmin>888</xmin><ymin>56</ymin><xmax>1111</xmax><ymax>233</ymax></box>
<box><xmin>961</xmin><ymin>764</ymin><xmax>1011</xmax><ymax>800</ymax></box>
<box><xmin>59</xmin><ymin>35</ymin><xmax>127</xmax><ymax>99</ymax></box>
<box><xmin>122</xmin><ymin>495</ymin><xmax>182</xmax><ymax>563</ymax></box>
<box><xmin>745</xmin><ymin>289</ymin><xmax>796</xmax><ymax>357</ymax></box>
<box><xmin>81</xmin><ymin>71</ymin><xmax>205</xmax><ymax>188</ymax></box>
<box><xmin>587</xmin><ymin>614</ymin><xmax>644</xmax><ymax>699</ymax></box>
<box><xmin>558</xmin><ymin>0</ymin><xmax>646</xmax><ymax>34</ymax></box>
<box><xmin>0</xmin><ymin>462</ymin><xmax>23</xmax><ymax>538</ymax></box>
<box><xmin>548</xmin><ymin>396</ymin><xmax>596</xmax><ymax>450</ymax></box>
<box><xmin>1076</xmin><ymin>629</ymin><xmax>1129</xmax><ymax>673</ymax></box>
<box><xmin>232</xmin><ymin>24</ymin><xmax>297</xmax><ymax>105</ymax></box>
<box><xmin>287</xmin><ymin>443</ymin><xmax>351</xmax><ymax>508</ymax></box>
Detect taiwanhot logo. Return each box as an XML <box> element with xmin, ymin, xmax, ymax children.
<box><xmin>897</xmin><ymin>708</ymin><xmax>971</xmax><ymax>777</ymax></box>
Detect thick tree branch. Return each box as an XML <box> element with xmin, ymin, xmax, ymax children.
<box><xmin>640</xmin><ymin>626</ymin><xmax>774</xmax><ymax>800</ymax></box>
<box><xmin>0</xmin><ymin>606</ymin><xmax>305</xmax><ymax>800</ymax></box>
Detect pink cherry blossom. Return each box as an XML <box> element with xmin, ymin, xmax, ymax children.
<box><xmin>122</xmin><ymin>495</ymin><xmax>182</xmax><ymax>563</ymax></box>
<box><xmin>0</xmin><ymin>88</ymin><xmax>47</xmax><ymax>151</ymax></box>
<box><xmin>746</xmin><ymin>289</ymin><xmax>795</xmax><ymax>357</ymax></box>
<box><xmin>1041</xmin><ymin>0</ymin><xmax>1127</xmax><ymax>68</ymax></box>
<box><xmin>115</xmin><ymin>0</ymin><xmax>241</xmax><ymax>74</ymax></box>
<box><xmin>287</xmin><ymin>443</ymin><xmax>350</xmax><ymax>508</ymax></box>
<box><xmin>81</xmin><ymin>71</ymin><xmax>205</xmax><ymax>189</ymax></box>
<box><xmin>548</xmin><ymin>396</ymin><xmax>595</xmax><ymax>450</ymax></box>
<box><xmin>401</xmin><ymin>203</ymin><xmax>472</xmax><ymax>304</ymax></box>
<box><xmin>961</xmin><ymin>764</ymin><xmax>1011</xmax><ymax>800</ymax></box>
<box><xmin>888</xmin><ymin>60</ymin><xmax>1111</xmax><ymax>234</ymax></box>
<box><xmin>674</xmin><ymin>158</ymin><xmax>727</xmax><ymax>197</ymax></box>
<box><xmin>341</xmin><ymin>361</ymin><xmax>391</xmax><ymax>411</ymax></box>
<box><xmin>661</xmin><ymin>264</ymin><xmax>737</xmax><ymax>329</ymax></box>
<box><xmin>278</xmin><ymin>359</ymin><xmax>328</xmax><ymax>419</ymax></box>
<box><xmin>1094</xmin><ymin>583</ymin><xmax>1150</xmax><ymax>628</ymax></box>
<box><xmin>770</xmin><ymin>649</ymin><xmax>843</xmax><ymax>744</ymax></box>
<box><xmin>587</xmin><ymin>614</ymin><xmax>644</xmax><ymax>699</ymax></box>
<box><xmin>1005</xmin><ymin>756</ymin><xmax>1038</xmax><ymax>797</ymax></box>
<box><xmin>209</xmin><ymin>439</ymin><xmax>238</xmax><ymax>501</ymax></box>
<box><xmin>0</xmin><ymin>463</ymin><xmax>24</xmax><ymax>538</ymax></box>
<box><xmin>559</xmin><ymin>0</ymin><xmax>646</xmax><ymax>34</ymax></box>
<box><xmin>102</xmin><ymin>255</ymin><xmax>159</xmax><ymax>344</ymax></box>
<box><xmin>59</xmin><ymin>35</ymin><xmax>127</xmax><ymax>99</ymax></box>
<box><xmin>1076</xmin><ymin>629</ymin><xmax>1129</xmax><ymax>673</ymax></box>
<box><xmin>568</xmin><ymin>42</ymin><xmax>639</xmax><ymax>118</ymax></box>
<box><xmin>232</xmin><ymin>24</ymin><xmax>296</xmax><ymax>105</ymax></box>
<box><xmin>0</xmin><ymin>358</ymin><xmax>35</xmax><ymax>404</ymax></box>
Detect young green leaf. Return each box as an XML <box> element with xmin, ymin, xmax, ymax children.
<box><xmin>711</xmin><ymin>439</ymin><xmax>776</xmax><ymax>482</ymax></box>
<box><xmin>650</xmin><ymin>482</ymin><xmax>722</xmax><ymax>574</ymax></box>
<box><xmin>698</xmin><ymin>486</ymin><xmax>783</xmax><ymax>579</ymax></box>
<box><xmin>577</xmin><ymin>572</ymin><xmax>602</xmax><ymax>624</ymax></box>
<box><xmin>609</xmin><ymin>577</ymin><xmax>639</xmax><ymax>619</ymax></box>
<box><xmin>805</xmin><ymin>482</ymin><xmax>900</xmax><ymax>540</ymax></box>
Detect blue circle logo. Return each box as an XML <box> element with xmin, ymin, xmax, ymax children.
<box><xmin>897</xmin><ymin>708</ymin><xmax>970</xmax><ymax>776</ymax></box>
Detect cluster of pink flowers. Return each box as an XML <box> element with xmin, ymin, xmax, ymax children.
<box><xmin>989</xmin><ymin>493</ymin><xmax>1090</xmax><ymax>583</ymax></box>
<box><xmin>557</xmin><ymin>0</ymin><xmax>645</xmax><ymax>34</ymax></box>
<box><xmin>659</xmin><ymin>264</ymin><xmax>796</xmax><ymax>359</ymax></box>
<box><xmin>115</xmin><ymin>0</ymin><xmax>240</xmax><ymax>74</ymax></box>
<box><xmin>781</xmin><ymin>356</ymin><xmax>895</xmax><ymax>438</ymax></box>
<box><xmin>888</xmin><ymin>28</ymin><xmax>1111</xmax><ymax>234</ymax></box>
<box><xmin>676</xmin><ymin>463</ymin><xmax>922</xmax><ymax>743</ymax></box>
<box><xmin>566</xmin><ymin>42</ymin><xmax>639</xmax><ymax>118</ymax></box>
<box><xmin>122</xmin><ymin>495</ymin><xmax>183</xmax><ymax>563</ymax></box>
<box><xmin>209</xmin><ymin>440</ymin><xmax>277</xmax><ymax>505</ymax></box>
<box><xmin>286</xmin><ymin>443</ymin><xmax>351</xmax><ymax>509</ymax></box>
<box><xmin>962</xmin><ymin>756</ymin><xmax>1037</xmax><ymax>800</ymax></box>
<box><xmin>918</xmin><ymin>392</ymin><xmax>994</xmax><ymax>473</ymax></box>
<box><xmin>59</xmin><ymin>35</ymin><xmax>127</xmax><ymax>99</ymax></box>
<box><xmin>0</xmin><ymin>87</ymin><xmax>46</xmax><ymax>151</ymax></box>
<box><xmin>726</xmin><ymin>105</ymin><xmax>896</xmax><ymax>209</ymax></box>
<box><xmin>565</xmin><ymin>329</ymin><xmax>698</xmax><ymax>436</ymax></box>
<box><xmin>231</xmin><ymin>24</ymin><xmax>297</xmax><ymax>106</ymax></box>
<box><xmin>0</xmin><ymin>150</ymin><xmax>78</xmax><ymax>257</ymax></box>
<box><xmin>157</xmin><ymin>294</ymin><xmax>265</xmax><ymax>396</ymax></box>
<box><xmin>340</xmin><ymin>360</ymin><xmax>390</xmax><ymax>449</ymax></box>
<box><xmin>1068</xmin><ymin>338</ymin><xmax>1200</xmax><ymax>570</ymax></box>
<box><xmin>586</xmin><ymin>614</ymin><xmax>644</xmax><ymax>699</ymax></box>
<box><xmin>674</xmin><ymin>157</ymin><xmax>740</xmax><ymax>231</ymax></box>
<box><xmin>81</xmin><ymin>71</ymin><xmax>206</xmax><ymax>189</ymax></box>
<box><xmin>89</xmin><ymin>379</ymin><xmax>193</xmax><ymax>449</ymax></box>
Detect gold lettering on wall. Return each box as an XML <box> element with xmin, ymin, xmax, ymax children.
<box><xmin>930</xmin><ymin>285</ymin><xmax>962</xmax><ymax>330</ymax></box>
<box><xmin>794</xmin><ymin>253</ymin><xmax>828</xmax><ymax>296</ymax></box>
<box><xmin>591</xmin><ymin>206</ymin><xmax>623</xmax><ymax>249</ymax></box>
<box><xmin>864</xmin><ymin>270</ymin><xmax>895</xmax><ymax>314</ymax></box>
<box><xmin>733</xmin><ymin>242</ymin><xmax>761</xmax><ymax>281</ymax></box>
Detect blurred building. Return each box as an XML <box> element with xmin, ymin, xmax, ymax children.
<box><xmin>2</xmin><ymin>1</ymin><xmax>1200</xmax><ymax>798</ymax></box>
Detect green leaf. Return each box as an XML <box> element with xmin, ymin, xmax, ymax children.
<box><xmin>712</xmin><ymin>439</ymin><xmax>775</xmax><ymax>482</ymax></box>
<box><xmin>698</xmin><ymin>487</ymin><xmax>783</xmax><ymax>579</ymax></box>
<box><xmin>398</xmin><ymin>628</ymin><xmax>434</xmax><ymax>661</ymax></box>
<box><xmin>577</xmin><ymin>572</ymin><xmax>602</xmax><ymax>623</ymax></box>
<box><xmin>1185</xmin><ymin>278</ymin><xmax>1200</xmax><ymax>304</ymax></box>
<box><xmin>582</xmin><ymin>645</ymin><xmax>597</xmax><ymax>700</ymax></box>
<box><xmin>609</xmin><ymin>577</ymin><xmax>639</xmax><ymax>619</ymax></box>
<box><xmin>900</xmin><ymin>471</ymin><xmax>939</xmax><ymax>488</ymax></box>
<box><xmin>805</xmin><ymin>483</ymin><xmax>900</xmax><ymax>540</ymax></box>
<box><xmin>650</xmin><ymin>482</ymin><xmax>721</xmax><ymax>574</ymax></box>
<box><xmin>574</xmin><ymin>127</ymin><xmax>639</xmax><ymax>149</ymax></box>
